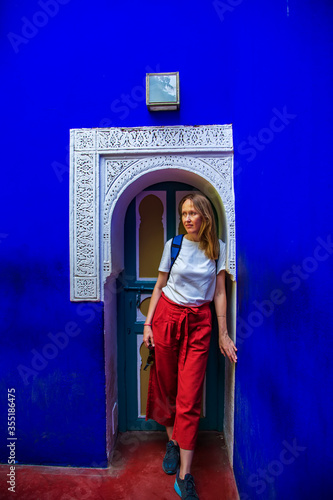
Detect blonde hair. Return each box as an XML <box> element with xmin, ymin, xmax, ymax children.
<box><xmin>178</xmin><ymin>192</ymin><xmax>219</xmax><ymax>260</ymax></box>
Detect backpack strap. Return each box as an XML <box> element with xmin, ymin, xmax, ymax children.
<box><xmin>169</xmin><ymin>234</ymin><xmax>185</xmax><ymax>277</ymax></box>
<box><xmin>168</xmin><ymin>234</ymin><xmax>219</xmax><ymax>277</ymax></box>
<box><xmin>215</xmin><ymin>241</ymin><xmax>220</xmax><ymax>273</ymax></box>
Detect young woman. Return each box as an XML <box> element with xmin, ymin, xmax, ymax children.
<box><xmin>143</xmin><ymin>192</ymin><xmax>237</xmax><ymax>500</ymax></box>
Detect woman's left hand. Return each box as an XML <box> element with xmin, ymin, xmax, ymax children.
<box><xmin>219</xmin><ymin>331</ymin><xmax>237</xmax><ymax>363</ymax></box>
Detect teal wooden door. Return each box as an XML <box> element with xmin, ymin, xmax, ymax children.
<box><xmin>117</xmin><ymin>182</ymin><xmax>224</xmax><ymax>432</ymax></box>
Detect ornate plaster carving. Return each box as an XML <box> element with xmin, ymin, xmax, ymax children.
<box><xmin>74</xmin><ymin>125</ymin><xmax>233</xmax><ymax>153</ymax></box>
<box><xmin>70</xmin><ymin>125</ymin><xmax>236</xmax><ymax>301</ymax></box>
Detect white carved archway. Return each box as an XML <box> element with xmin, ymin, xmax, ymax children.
<box><xmin>70</xmin><ymin>125</ymin><xmax>236</xmax><ymax>302</ymax></box>
<box><xmin>69</xmin><ymin>124</ymin><xmax>237</xmax><ymax>463</ymax></box>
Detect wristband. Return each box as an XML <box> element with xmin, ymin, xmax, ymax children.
<box><xmin>144</xmin><ymin>323</ymin><xmax>152</xmax><ymax>326</ymax></box>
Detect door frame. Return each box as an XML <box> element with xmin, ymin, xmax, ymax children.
<box><xmin>69</xmin><ymin>125</ymin><xmax>237</xmax><ymax>464</ymax></box>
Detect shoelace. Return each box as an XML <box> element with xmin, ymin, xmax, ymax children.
<box><xmin>184</xmin><ymin>475</ymin><xmax>196</xmax><ymax>495</ymax></box>
<box><xmin>166</xmin><ymin>442</ymin><xmax>178</xmax><ymax>460</ymax></box>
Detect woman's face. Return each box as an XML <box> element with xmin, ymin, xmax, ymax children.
<box><xmin>181</xmin><ymin>199</ymin><xmax>203</xmax><ymax>240</ymax></box>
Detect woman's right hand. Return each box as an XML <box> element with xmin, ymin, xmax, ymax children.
<box><xmin>143</xmin><ymin>325</ymin><xmax>155</xmax><ymax>348</ymax></box>
<box><xmin>142</xmin><ymin>272</ymin><xmax>167</xmax><ymax>349</ymax></box>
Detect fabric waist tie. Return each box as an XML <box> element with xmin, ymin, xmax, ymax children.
<box><xmin>161</xmin><ymin>293</ymin><xmax>210</xmax><ymax>369</ymax></box>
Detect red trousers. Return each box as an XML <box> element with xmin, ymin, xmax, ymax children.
<box><xmin>146</xmin><ymin>293</ymin><xmax>212</xmax><ymax>450</ymax></box>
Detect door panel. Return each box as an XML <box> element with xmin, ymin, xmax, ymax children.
<box><xmin>117</xmin><ymin>182</ymin><xmax>224</xmax><ymax>431</ymax></box>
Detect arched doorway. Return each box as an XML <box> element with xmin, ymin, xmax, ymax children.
<box><xmin>69</xmin><ymin>125</ymin><xmax>236</xmax><ymax>463</ymax></box>
<box><xmin>117</xmin><ymin>181</ymin><xmax>225</xmax><ymax>433</ymax></box>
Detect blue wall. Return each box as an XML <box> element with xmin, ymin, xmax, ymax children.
<box><xmin>1</xmin><ymin>0</ymin><xmax>332</xmax><ymax>496</ymax></box>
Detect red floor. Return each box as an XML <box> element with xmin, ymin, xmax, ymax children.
<box><xmin>0</xmin><ymin>431</ymin><xmax>239</xmax><ymax>500</ymax></box>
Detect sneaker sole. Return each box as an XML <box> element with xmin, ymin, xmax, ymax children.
<box><xmin>174</xmin><ymin>479</ymin><xmax>181</xmax><ymax>497</ymax></box>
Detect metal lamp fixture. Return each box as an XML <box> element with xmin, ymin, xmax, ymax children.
<box><xmin>146</xmin><ymin>72</ymin><xmax>180</xmax><ymax>111</ymax></box>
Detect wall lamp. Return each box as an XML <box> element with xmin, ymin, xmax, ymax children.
<box><xmin>146</xmin><ymin>72</ymin><xmax>180</xmax><ymax>111</ymax></box>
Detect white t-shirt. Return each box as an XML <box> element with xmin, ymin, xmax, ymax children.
<box><xmin>158</xmin><ymin>237</ymin><xmax>226</xmax><ymax>307</ymax></box>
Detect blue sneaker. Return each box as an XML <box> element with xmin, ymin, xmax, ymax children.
<box><xmin>162</xmin><ymin>440</ymin><xmax>180</xmax><ymax>475</ymax></box>
<box><xmin>174</xmin><ymin>470</ymin><xmax>199</xmax><ymax>499</ymax></box>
